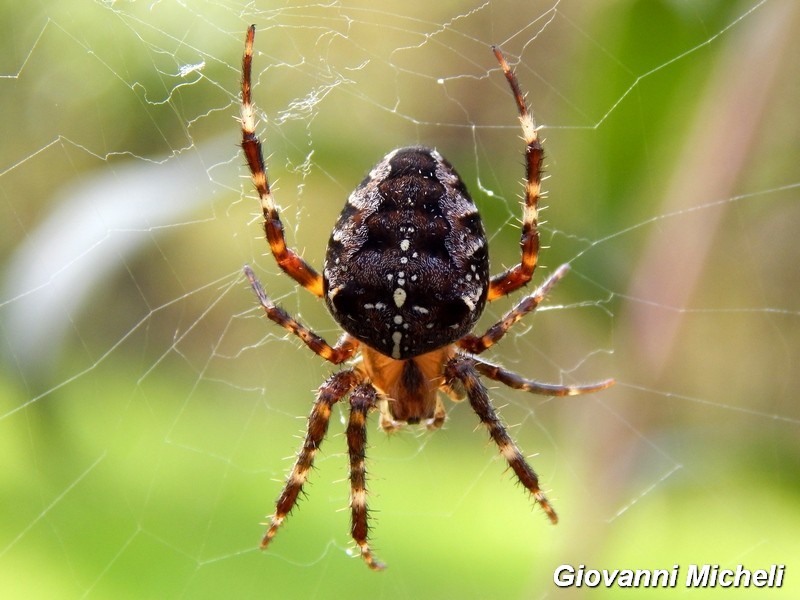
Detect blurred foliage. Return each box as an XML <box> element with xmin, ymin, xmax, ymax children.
<box><xmin>1</xmin><ymin>0</ymin><xmax>799</xmax><ymax>598</ymax></box>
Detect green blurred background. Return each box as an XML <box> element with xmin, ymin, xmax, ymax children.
<box><xmin>1</xmin><ymin>1</ymin><xmax>798</xmax><ymax>598</ymax></box>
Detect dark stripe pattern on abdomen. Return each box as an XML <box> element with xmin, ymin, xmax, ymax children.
<box><xmin>324</xmin><ymin>147</ymin><xmax>489</xmax><ymax>359</ymax></box>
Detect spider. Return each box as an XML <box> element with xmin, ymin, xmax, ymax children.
<box><xmin>240</xmin><ymin>25</ymin><xmax>614</xmax><ymax>570</ymax></box>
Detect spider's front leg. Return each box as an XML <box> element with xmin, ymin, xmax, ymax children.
<box><xmin>444</xmin><ymin>355</ymin><xmax>559</xmax><ymax>523</ymax></box>
<box><xmin>346</xmin><ymin>383</ymin><xmax>384</xmax><ymax>570</ymax></box>
<box><xmin>261</xmin><ymin>370</ymin><xmax>361</xmax><ymax>550</ymax></box>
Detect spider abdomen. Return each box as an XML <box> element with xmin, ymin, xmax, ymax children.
<box><xmin>324</xmin><ymin>146</ymin><xmax>489</xmax><ymax>359</ymax></box>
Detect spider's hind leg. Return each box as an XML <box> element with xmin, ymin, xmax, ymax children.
<box><xmin>487</xmin><ymin>46</ymin><xmax>543</xmax><ymax>302</ymax></box>
<box><xmin>241</xmin><ymin>25</ymin><xmax>324</xmax><ymax>297</ymax></box>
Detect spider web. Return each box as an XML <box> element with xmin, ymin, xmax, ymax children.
<box><xmin>1</xmin><ymin>1</ymin><xmax>799</xmax><ymax>598</ymax></box>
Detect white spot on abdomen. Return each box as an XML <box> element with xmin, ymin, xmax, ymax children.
<box><xmin>391</xmin><ymin>331</ymin><xmax>403</xmax><ymax>358</ymax></box>
<box><xmin>393</xmin><ymin>288</ymin><xmax>407</xmax><ymax>308</ymax></box>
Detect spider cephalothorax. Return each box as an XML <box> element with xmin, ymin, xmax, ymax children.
<box><xmin>240</xmin><ymin>25</ymin><xmax>614</xmax><ymax>570</ymax></box>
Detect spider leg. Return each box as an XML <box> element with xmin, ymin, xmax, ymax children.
<box><xmin>245</xmin><ymin>265</ymin><xmax>358</xmax><ymax>364</ymax></box>
<box><xmin>346</xmin><ymin>383</ymin><xmax>385</xmax><ymax>570</ymax></box>
<box><xmin>459</xmin><ymin>263</ymin><xmax>569</xmax><ymax>354</ymax></box>
<box><xmin>261</xmin><ymin>370</ymin><xmax>361</xmax><ymax>551</ymax></box>
<box><xmin>241</xmin><ymin>25</ymin><xmax>324</xmax><ymax>298</ymax></box>
<box><xmin>444</xmin><ymin>354</ymin><xmax>558</xmax><ymax>524</ymax></box>
<box><xmin>473</xmin><ymin>356</ymin><xmax>615</xmax><ymax>396</ymax></box>
<box><xmin>487</xmin><ymin>46</ymin><xmax>542</xmax><ymax>302</ymax></box>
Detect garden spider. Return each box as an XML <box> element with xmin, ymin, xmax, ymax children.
<box><xmin>240</xmin><ymin>25</ymin><xmax>614</xmax><ymax>570</ymax></box>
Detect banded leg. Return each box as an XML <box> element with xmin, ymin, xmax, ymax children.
<box><xmin>487</xmin><ymin>46</ymin><xmax>543</xmax><ymax>302</ymax></box>
<box><xmin>473</xmin><ymin>356</ymin><xmax>615</xmax><ymax>396</ymax></box>
<box><xmin>346</xmin><ymin>383</ymin><xmax>384</xmax><ymax>570</ymax></box>
<box><xmin>444</xmin><ymin>355</ymin><xmax>558</xmax><ymax>524</ymax></box>
<box><xmin>459</xmin><ymin>264</ymin><xmax>569</xmax><ymax>354</ymax></box>
<box><xmin>245</xmin><ymin>265</ymin><xmax>358</xmax><ymax>364</ymax></box>
<box><xmin>261</xmin><ymin>370</ymin><xmax>362</xmax><ymax>550</ymax></box>
<box><xmin>241</xmin><ymin>25</ymin><xmax>324</xmax><ymax>297</ymax></box>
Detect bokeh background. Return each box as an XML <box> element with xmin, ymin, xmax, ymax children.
<box><xmin>1</xmin><ymin>1</ymin><xmax>798</xmax><ymax>598</ymax></box>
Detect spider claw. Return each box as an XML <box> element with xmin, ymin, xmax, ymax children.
<box><xmin>534</xmin><ymin>492</ymin><xmax>559</xmax><ymax>524</ymax></box>
<box><xmin>259</xmin><ymin>517</ymin><xmax>283</xmax><ymax>549</ymax></box>
<box><xmin>359</xmin><ymin>544</ymin><xmax>387</xmax><ymax>571</ymax></box>
<box><xmin>571</xmin><ymin>377</ymin><xmax>616</xmax><ymax>395</ymax></box>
